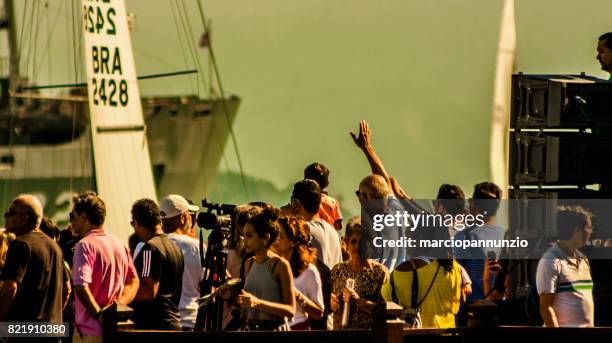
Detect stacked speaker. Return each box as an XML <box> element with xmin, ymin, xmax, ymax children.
<box><xmin>508</xmin><ymin>73</ymin><xmax>612</xmax><ymax>325</ymax></box>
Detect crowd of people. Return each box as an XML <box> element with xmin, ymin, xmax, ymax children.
<box><xmin>0</xmin><ymin>121</ymin><xmax>598</xmax><ymax>341</ymax></box>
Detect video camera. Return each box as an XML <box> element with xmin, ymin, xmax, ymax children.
<box><xmin>197</xmin><ymin>199</ymin><xmax>235</xmax><ymax>231</ymax></box>
<box><xmin>194</xmin><ymin>199</ymin><xmax>237</xmax><ymax>332</ymax></box>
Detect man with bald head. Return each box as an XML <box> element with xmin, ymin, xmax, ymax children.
<box><xmin>356</xmin><ymin>174</ymin><xmax>406</xmax><ymax>270</ymax></box>
<box><xmin>0</xmin><ymin>194</ymin><xmax>65</xmax><ymax>323</ymax></box>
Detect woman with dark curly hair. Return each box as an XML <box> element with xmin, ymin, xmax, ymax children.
<box><xmin>238</xmin><ymin>205</ymin><xmax>295</xmax><ymax>330</ymax></box>
<box><xmin>330</xmin><ymin>216</ymin><xmax>388</xmax><ymax>329</ymax></box>
<box><xmin>273</xmin><ymin>216</ymin><xmax>324</xmax><ymax>330</ymax></box>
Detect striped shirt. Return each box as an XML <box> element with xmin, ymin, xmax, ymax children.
<box><xmin>536</xmin><ymin>243</ymin><xmax>594</xmax><ymax>327</ymax></box>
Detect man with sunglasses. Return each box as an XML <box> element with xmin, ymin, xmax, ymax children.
<box><xmin>0</xmin><ymin>194</ymin><xmax>65</xmax><ymax>324</ymax></box>
<box><xmin>351</xmin><ymin>121</ymin><xmax>406</xmax><ymax>271</ymax></box>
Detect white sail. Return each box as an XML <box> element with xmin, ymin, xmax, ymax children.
<box><xmin>82</xmin><ymin>0</ymin><xmax>157</xmax><ymax>242</ymax></box>
<box><xmin>489</xmin><ymin>0</ymin><xmax>516</xmax><ymax>198</ymax></box>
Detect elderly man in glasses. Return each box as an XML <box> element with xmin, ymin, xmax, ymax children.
<box><xmin>0</xmin><ymin>194</ymin><xmax>68</xmax><ymax>324</ymax></box>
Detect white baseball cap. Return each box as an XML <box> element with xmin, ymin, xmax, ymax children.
<box><xmin>159</xmin><ymin>194</ymin><xmax>199</xmax><ymax>219</ymax></box>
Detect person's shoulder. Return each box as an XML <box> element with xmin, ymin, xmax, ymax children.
<box><xmin>474</xmin><ymin>224</ymin><xmax>504</xmax><ymax>236</ymax></box>
<box><xmin>537</xmin><ymin>246</ymin><xmax>563</xmax><ymax>270</ymax></box>
<box><xmin>371</xmin><ymin>260</ymin><xmax>389</xmax><ymax>274</ymax></box>
<box><xmin>168</xmin><ymin>233</ymin><xmax>198</xmax><ymax>247</ymax></box>
<box><xmin>34</xmin><ymin>231</ymin><xmax>63</xmax><ymax>253</ymax></box>
<box><xmin>304</xmin><ymin>263</ymin><xmax>321</xmax><ymax>278</ymax></box>
<box><xmin>331</xmin><ymin>261</ymin><xmax>348</xmax><ymax>274</ymax></box>
<box><xmin>321</xmin><ymin>194</ymin><xmax>339</xmax><ymax>207</ymax></box>
<box><xmin>317</xmin><ymin>219</ymin><xmax>336</xmax><ymax>232</ymax></box>
<box><xmin>8</xmin><ymin>236</ymin><xmax>28</xmax><ymax>252</ymax></box>
<box><xmin>387</xmin><ymin>196</ymin><xmax>403</xmax><ymax>208</ymax></box>
<box><xmin>540</xmin><ymin>246</ymin><xmax>565</xmax><ymax>263</ymax></box>
<box><xmin>143</xmin><ymin>236</ymin><xmax>162</xmax><ymax>252</ymax></box>
<box><xmin>453</xmin><ymin>229</ymin><xmax>467</xmax><ymax>240</ymax></box>
<box><xmin>271</xmin><ymin>254</ymin><xmax>291</xmax><ymax>273</ymax></box>
<box><xmin>308</xmin><ymin>219</ymin><xmax>329</xmax><ymax>234</ymax></box>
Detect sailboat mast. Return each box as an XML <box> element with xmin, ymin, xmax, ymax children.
<box><xmin>3</xmin><ymin>0</ymin><xmax>20</xmax><ymax>92</ymax></box>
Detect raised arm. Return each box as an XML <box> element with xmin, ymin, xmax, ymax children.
<box><xmin>350</xmin><ymin>120</ymin><xmax>392</xmax><ymax>188</ymax></box>
<box><xmin>351</xmin><ymin>121</ymin><xmax>414</xmax><ymax>201</ymax></box>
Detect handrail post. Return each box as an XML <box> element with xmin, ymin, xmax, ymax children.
<box><xmin>102</xmin><ymin>303</ymin><xmax>134</xmax><ymax>343</ymax></box>
<box><xmin>371</xmin><ymin>302</ymin><xmax>405</xmax><ymax>343</ymax></box>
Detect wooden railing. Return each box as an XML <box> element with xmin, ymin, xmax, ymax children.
<box><xmin>102</xmin><ymin>302</ymin><xmax>612</xmax><ymax>343</ymax></box>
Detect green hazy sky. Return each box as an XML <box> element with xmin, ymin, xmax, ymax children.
<box><xmin>6</xmin><ymin>0</ymin><xmax>612</xmax><ymax>217</ymax></box>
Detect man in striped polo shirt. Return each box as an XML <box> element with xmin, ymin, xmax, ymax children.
<box><xmin>536</xmin><ymin>205</ymin><xmax>594</xmax><ymax>327</ymax></box>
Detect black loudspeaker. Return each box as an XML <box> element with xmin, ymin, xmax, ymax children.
<box><xmin>511</xmin><ymin>74</ymin><xmax>612</xmax><ymax>129</ymax></box>
<box><xmin>510</xmin><ymin>132</ymin><xmax>612</xmax><ymax>186</ymax></box>
<box><xmin>508</xmin><ymin>188</ymin><xmax>612</xmax><ymax>241</ymax></box>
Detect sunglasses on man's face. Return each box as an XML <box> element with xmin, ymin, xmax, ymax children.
<box><xmin>4</xmin><ymin>208</ymin><xmax>25</xmax><ymax>218</ymax></box>
<box><xmin>355</xmin><ymin>190</ymin><xmax>368</xmax><ymax>199</ymax></box>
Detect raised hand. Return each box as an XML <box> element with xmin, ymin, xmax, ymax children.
<box><xmin>350</xmin><ymin>120</ymin><xmax>372</xmax><ymax>150</ymax></box>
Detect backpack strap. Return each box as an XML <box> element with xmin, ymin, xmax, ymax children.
<box><xmin>416</xmin><ymin>263</ymin><xmax>441</xmax><ymax>309</ymax></box>
<box><xmin>410</xmin><ymin>266</ymin><xmax>419</xmax><ymax>309</ymax></box>
<box><xmin>390</xmin><ymin>271</ymin><xmax>399</xmax><ymax>304</ymax></box>
<box><xmin>391</xmin><ymin>260</ymin><xmax>418</xmax><ymax>308</ymax></box>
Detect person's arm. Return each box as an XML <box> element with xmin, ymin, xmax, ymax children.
<box><xmin>342</xmin><ymin>266</ymin><xmax>387</xmax><ymax>314</ymax></box>
<box><xmin>134</xmin><ymin>277</ymin><xmax>159</xmax><ymax>301</ymax></box>
<box><xmin>0</xmin><ymin>280</ymin><xmax>18</xmax><ymax>321</ymax></box>
<box><xmin>296</xmin><ymin>266</ymin><xmax>325</xmax><ymax>320</ymax></box>
<box><xmin>295</xmin><ymin>290</ymin><xmax>324</xmax><ymax>320</ymax></box>
<box><xmin>132</xmin><ymin>246</ymin><xmax>161</xmax><ymax>301</ymax></box>
<box><xmin>118</xmin><ymin>275</ymin><xmax>139</xmax><ymax>305</ymax></box>
<box><xmin>74</xmin><ymin>284</ymin><xmax>103</xmax><ymax>320</ymax></box>
<box><xmin>536</xmin><ymin>257</ymin><xmax>560</xmax><ymax>327</ymax></box>
<box><xmin>351</xmin><ymin>121</ymin><xmax>422</xmax><ymax>208</ymax></box>
<box><xmin>62</xmin><ymin>263</ymin><xmax>71</xmax><ymax>309</ymax></box>
<box><xmin>238</xmin><ymin>257</ymin><xmax>295</xmax><ymax>318</ymax></box>
<box><xmin>63</xmin><ymin>280</ymin><xmax>72</xmax><ymax>309</ymax></box>
<box><xmin>342</xmin><ymin>286</ymin><xmax>377</xmax><ymax>314</ymax></box>
<box><xmin>118</xmin><ymin>249</ymin><xmax>140</xmax><ymax>305</ymax></box>
<box><xmin>350</xmin><ymin>120</ymin><xmax>392</xmax><ymax>190</ymax></box>
<box><xmin>539</xmin><ymin>293</ymin><xmax>559</xmax><ymax>327</ymax></box>
<box><xmin>0</xmin><ymin>241</ymin><xmax>27</xmax><ymax>320</ymax></box>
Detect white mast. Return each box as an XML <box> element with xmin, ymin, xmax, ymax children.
<box><xmin>489</xmin><ymin>0</ymin><xmax>516</xmax><ymax>197</ymax></box>
<box><xmin>81</xmin><ymin>0</ymin><xmax>157</xmax><ymax>242</ymax></box>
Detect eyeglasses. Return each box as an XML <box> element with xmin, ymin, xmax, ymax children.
<box><xmin>4</xmin><ymin>208</ymin><xmax>25</xmax><ymax>218</ymax></box>
<box><xmin>355</xmin><ymin>190</ymin><xmax>367</xmax><ymax>199</ymax></box>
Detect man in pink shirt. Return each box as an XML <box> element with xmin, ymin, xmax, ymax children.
<box><xmin>70</xmin><ymin>192</ymin><xmax>139</xmax><ymax>343</ymax></box>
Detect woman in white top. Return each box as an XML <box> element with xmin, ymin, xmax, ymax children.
<box><xmin>273</xmin><ymin>216</ymin><xmax>324</xmax><ymax>330</ymax></box>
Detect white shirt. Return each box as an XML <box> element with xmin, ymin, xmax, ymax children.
<box><xmin>307</xmin><ymin>219</ymin><xmax>342</xmax><ymax>270</ymax></box>
<box><xmin>290</xmin><ymin>264</ymin><xmax>324</xmax><ymax>326</ymax></box>
<box><xmin>536</xmin><ymin>243</ymin><xmax>594</xmax><ymax>327</ymax></box>
<box><xmin>167</xmin><ymin>233</ymin><xmax>206</xmax><ymax>329</ymax></box>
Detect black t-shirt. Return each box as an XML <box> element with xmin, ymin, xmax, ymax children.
<box><xmin>0</xmin><ymin>230</ymin><xmax>64</xmax><ymax>322</ymax></box>
<box><xmin>132</xmin><ymin>234</ymin><xmax>184</xmax><ymax>330</ymax></box>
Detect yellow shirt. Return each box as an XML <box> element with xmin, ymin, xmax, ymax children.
<box><xmin>381</xmin><ymin>260</ymin><xmax>462</xmax><ymax>328</ymax></box>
